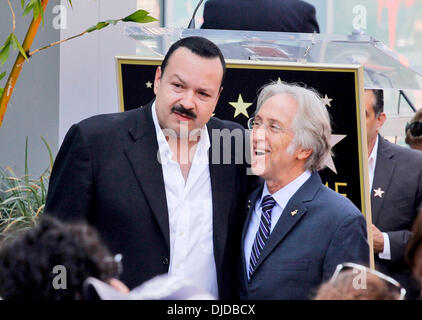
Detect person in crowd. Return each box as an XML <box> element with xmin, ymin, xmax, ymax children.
<box><xmin>83</xmin><ymin>273</ymin><xmax>216</xmax><ymax>300</ymax></box>
<box><xmin>0</xmin><ymin>216</ymin><xmax>127</xmax><ymax>300</ymax></box>
<box><xmin>405</xmin><ymin>108</ymin><xmax>422</xmax><ymax>151</ymax></box>
<box><xmin>364</xmin><ymin>89</ymin><xmax>422</xmax><ymax>299</ymax></box>
<box><xmin>239</xmin><ymin>81</ymin><xmax>369</xmax><ymax>300</ymax></box>
<box><xmin>201</xmin><ymin>0</ymin><xmax>320</xmax><ymax>33</ymax></box>
<box><xmin>406</xmin><ymin>210</ymin><xmax>422</xmax><ymax>295</ymax></box>
<box><xmin>44</xmin><ymin>36</ymin><xmax>258</xmax><ymax>299</ymax></box>
<box><xmin>314</xmin><ymin>263</ymin><xmax>405</xmax><ymax>300</ymax></box>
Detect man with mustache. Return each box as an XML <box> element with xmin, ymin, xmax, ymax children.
<box><xmin>239</xmin><ymin>82</ymin><xmax>369</xmax><ymax>299</ymax></box>
<box><xmin>45</xmin><ymin>37</ymin><xmax>257</xmax><ymax>299</ymax></box>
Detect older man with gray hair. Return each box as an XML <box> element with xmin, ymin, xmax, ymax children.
<box><xmin>239</xmin><ymin>81</ymin><xmax>369</xmax><ymax>300</ymax></box>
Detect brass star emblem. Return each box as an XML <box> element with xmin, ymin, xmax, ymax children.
<box><xmin>291</xmin><ymin>210</ymin><xmax>298</xmax><ymax>217</ymax></box>
<box><xmin>146</xmin><ymin>81</ymin><xmax>152</xmax><ymax>88</ymax></box>
<box><xmin>321</xmin><ymin>94</ymin><xmax>333</xmax><ymax>107</ymax></box>
<box><xmin>373</xmin><ymin>187</ymin><xmax>385</xmax><ymax>198</ymax></box>
<box><xmin>229</xmin><ymin>94</ymin><xmax>253</xmax><ymax>118</ymax></box>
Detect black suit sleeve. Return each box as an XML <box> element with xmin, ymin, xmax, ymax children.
<box><xmin>301</xmin><ymin>1</ymin><xmax>320</xmax><ymax>33</ymax></box>
<box><xmin>201</xmin><ymin>0</ymin><xmax>320</xmax><ymax>33</ymax></box>
<box><xmin>387</xmin><ymin>164</ymin><xmax>422</xmax><ymax>263</ymax></box>
<box><xmin>44</xmin><ymin>124</ymin><xmax>94</xmax><ymax>222</ymax></box>
<box><xmin>387</xmin><ymin>230</ymin><xmax>412</xmax><ymax>264</ymax></box>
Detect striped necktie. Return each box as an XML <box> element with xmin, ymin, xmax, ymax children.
<box><xmin>248</xmin><ymin>194</ymin><xmax>276</xmax><ymax>278</ymax></box>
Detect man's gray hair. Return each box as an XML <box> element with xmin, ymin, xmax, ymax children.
<box><xmin>256</xmin><ymin>81</ymin><xmax>332</xmax><ymax>171</ymax></box>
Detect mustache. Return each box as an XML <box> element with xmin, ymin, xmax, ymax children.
<box><xmin>171</xmin><ymin>105</ymin><xmax>197</xmax><ymax>119</ymax></box>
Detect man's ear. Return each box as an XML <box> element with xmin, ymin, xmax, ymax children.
<box><xmin>376</xmin><ymin>112</ymin><xmax>386</xmax><ymax>131</ymax></box>
<box><xmin>153</xmin><ymin>66</ymin><xmax>162</xmax><ymax>95</ymax></box>
<box><xmin>216</xmin><ymin>86</ymin><xmax>223</xmax><ymax>101</ymax></box>
<box><xmin>210</xmin><ymin>87</ymin><xmax>223</xmax><ymax>114</ymax></box>
<box><xmin>296</xmin><ymin>149</ymin><xmax>312</xmax><ymax>161</ymax></box>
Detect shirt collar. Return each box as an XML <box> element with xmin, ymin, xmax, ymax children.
<box><xmin>369</xmin><ymin>135</ymin><xmax>379</xmax><ymax>164</ymax></box>
<box><xmin>258</xmin><ymin>170</ymin><xmax>312</xmax><ymax>211</ymax></box>
<box><xmin>151</xmin><ymin>101</ymin><xmax>210</xmax><ymax>161</ymax></box>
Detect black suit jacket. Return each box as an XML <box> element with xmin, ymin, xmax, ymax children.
<box><xmin>372</xmin><ymin>136</ymin><xmax>422</xmax><ymax>299</ymax></box>
<box><xmin>201</xmin><ymin>0</ymin><xmax>320</xmax><ymax>33</ymax></box>
<box><xmin>45</xmin><ymin>101</ymin><xmax>257</xmax><ymax>299</ymax></box>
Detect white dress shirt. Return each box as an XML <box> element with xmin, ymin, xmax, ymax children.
<box><xmin>152</xmin><ymin>102</ymin><xmax>218</xmax><ymax>298</ymax></box>
<box><xmin>368</xmin><ymin>136</ymin><xmax>391</xmax><ymax>260</ymax></box>
<box><xmin>244</xmin><ymin>170</ymin><xmax>312</xmax><ymax>279</ymax></box>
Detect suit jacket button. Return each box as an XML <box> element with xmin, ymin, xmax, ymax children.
<box><xmin>162</xmin><ymin>257</ymin><xmax>169</xmax><ymax>265</ymax></box>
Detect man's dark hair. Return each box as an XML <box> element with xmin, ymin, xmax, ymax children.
<box><xmin>160</xmin><ymin>36</ymin><xmax>226</xmax><ymax>87</ymax></box>
<box><xmin>372</xmin><ymin>89</ymin><xmax>384</xmax><ymax>116</ymax></box>
<box><xmin>0</xmin><ymin>216</ymin><xmax>118</xmax><ymax>300</ymax></box>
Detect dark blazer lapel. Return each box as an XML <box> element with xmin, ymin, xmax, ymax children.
<box><xmin>251</xmin><ymin>172</ymin><xmax>321</xmax><ymax>276</ymax></box>
<box><xmin>124</xmin><ymin>101</ymin><xmax>170</xmax><ymax>249</ymax></box>
<box><xmin>371</xmin><ymin>136</ymin><xmax>395</xmax><ymax>225</ymax></box>
<box><xmin>208</xmin><ymin>121</ymin><xmax>237</xmax><ymax>280</ymax></box>
<box><xmin>240</xmin><ymin>186</ymin><xmax>263</xmax><ymax>286</ymax></box>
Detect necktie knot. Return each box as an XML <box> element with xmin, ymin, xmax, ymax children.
<box><xmin>261</xmin><ymin>195</ymin><xmax>276</xmax><ymax>213</ymax></box>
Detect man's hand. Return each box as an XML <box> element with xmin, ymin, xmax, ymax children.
<box><xmin>372</xmin><ymin>224</ymin><xmax>384</xmax><ymax>253</ymax></box>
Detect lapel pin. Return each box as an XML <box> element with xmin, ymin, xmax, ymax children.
<box><xmin>248</xmin><ymin>200</ymin><xmax>251</xmax><ymax>209</ymax></box>
<box><xmin>373</xmin><ymin>187</ymin><xmax>385</xmax><ymax>198</ymax></box>
<box><xmin>291</xmin><ymin>209</ymin><xmax>298</xmax><ymax>217</ymax></box>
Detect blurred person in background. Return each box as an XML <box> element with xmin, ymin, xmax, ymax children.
<box><xmin>0</xmin><ymin>216</ymin><xmax>127</xmax><ymax>300</ymax></box>
<box><xmin>314</xmin><ymin>262</ymin><xmax>405</xmax><ymax>300</ymax></box>
<box><xmin>406</xmin><ymin>210</ymin><xmax>422</xmax><ymax>297</ymax></box>
<box><xmin>405</xmin><ymin>108</ymin><xmax>422</xmax><ymax>151</ymax></box>
<box><xmin>83</xmin><ymin>273</ymin><xmax>216</xmax><ymax>300</ymax></box>
<box><xmin>364</xmin><ymin>89</ymin><xmax>422</xmax><ymax>299</ymax></box>
<box><xmin>201</xmin><ymin>0</ymin><xmax>320</xmax><ymax>33</ymax></box>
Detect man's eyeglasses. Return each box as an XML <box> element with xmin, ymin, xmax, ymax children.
<box><xmin>405</xmin><ymin>121</ymin><xmax>422</xmax><ymax>137</ymax></box>
<box><xmin>331</xmin><ymin>262</ymin><xmax>406</xmax><ymax>300</ymax></box>
<box><xmin>247</xmin><ymin>117</ymin><xmax>285</xmax><ymax>135</ymax></box>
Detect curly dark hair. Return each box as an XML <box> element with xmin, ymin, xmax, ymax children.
<box><xmin>0</xmin><ymin>216</ymin><xmax>118</xmax><ymax>300</ymax></box>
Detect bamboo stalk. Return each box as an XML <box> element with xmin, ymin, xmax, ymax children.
<box><xmin>28</xmin><ymin>30</ymin><xmax>88</xmax><ymax>56</ymax></box>
<box><xmin>7</xmin><ymin>0</ymin><xmax>16</xmax><ymax>34</ymax></box>
<box><xmin>0</xmin><ymin>0</ymin><xmax>49</xmax><ymax>128</ymax></box>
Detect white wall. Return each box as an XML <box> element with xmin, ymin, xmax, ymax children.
<box><xmin>0</xmin><ymin>1</ymin><xmax>60</xmax><ymax>176</ymax></box>
<box><xmin>59</xmin><ymin>0</ymin><xmax>138</xmax><ymax>143</ymax></box>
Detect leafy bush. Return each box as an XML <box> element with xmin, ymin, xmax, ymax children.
<box><xmin>0</xmin><ymin>137</ymin><xmax>52</xmax><ymax>239</ymax></box>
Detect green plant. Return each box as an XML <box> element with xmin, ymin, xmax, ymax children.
<box><xmin>0</xmin><ymin>137</ymin><xmax>53</xmax><ymax>239</ymax></box>
<box><xmin>0</xmin><ymin>0</ymin><xmax>157</xmax><ymax>127</ymax></box>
